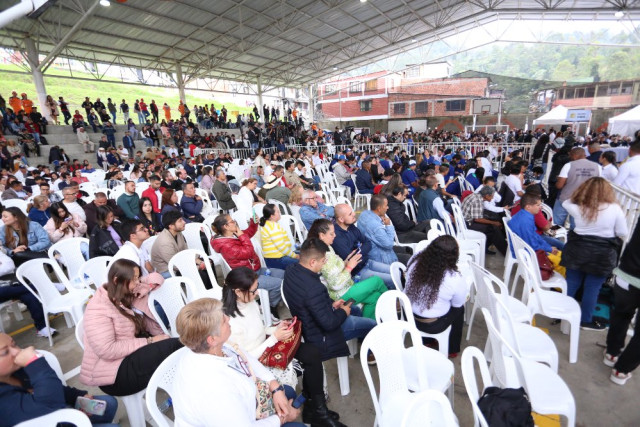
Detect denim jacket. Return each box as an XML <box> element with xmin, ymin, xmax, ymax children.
<box><xmin>0</xmin><ymin>221</ymin><xmax>52</xmax><ymax>255</ymax></box>
<box><xmin>356</xmin><ymin>210</ymin><xmax>398</xmax><ymax>264</ymax></box>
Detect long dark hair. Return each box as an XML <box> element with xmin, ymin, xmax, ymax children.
<box><xmin>259</xmin><ymin>203</ymin><xmax>277</xmax><ymax>227</ymax></box>
<box><xmin>96</xmin><ymin>205</ymin><xmax>113</xmax><ymax>228</ymax></box>
<box><xmin>3</xmin><ymin>207</ymin><xmax>29</xmax><ymax>248</ymax></box>
<box><xmin>50</xmin><ymin>201</ymin><xmax>74</xmax><ymax>232</ymax></box>
<box><xmin>405</xmin><ymin>235</ymin><xmax>459</xmax><ymax>310</ymax></box>
<box><xmin>222</xmin><ymin>266</ymin><xmax>259</xmax><ymax>318</ymax></box>
<box><xmin>105</xmin><ymin>259</ymin><xmax>149</xmax><ymax>337</ymax></box>
<box><xmin>307</xmin><ymin>218</ymin><xmax>333</xmax><ymax>239</ymax></box>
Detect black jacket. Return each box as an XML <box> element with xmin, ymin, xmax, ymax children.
<box><xmin>387</xmin><ymin>196</ymin><xmax>415</xmax><ymax>233</ymax></box>
<box><xmin>89</xmin><ymin>224</ymin><xmax>123</xmax><ymax>258</ymax></box>
<box><xmin>282</xmin><ymin>263</ymin><xmax>349</xmax><ymax>361</ymax></box>
<box><xmin>561</xmin><ymin>231</ymin><xmax>623</xmax><ymax>276</ymax></box>
<box><xmin>617</xmin><ymin>221</ymin><xmax>640</xmax><ymax>281</ymax></box>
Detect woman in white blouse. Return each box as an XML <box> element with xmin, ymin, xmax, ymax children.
<box><xmin>174</xmin><ymin>298</ymin><xmax>302</xmax><ymax>427</ymax></box>
<box><xmin>404</xmin><ymin>235</ymin><xmax>467</xmax><ymax>357</ymax></box>
<box><xmin>237</xmin><ymin>178</ymin><xmax>264</xmax><ymax>214</ymax></box>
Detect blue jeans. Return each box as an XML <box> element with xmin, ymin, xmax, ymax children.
<box><xmin>258</xmin><ymin>267</ymin><xmax>285</xmax><ymax>307</ymax></box>
<box><xmin>341</xmin><ymin>305</ymin><xmax>376</xmax><ymax>341</ymax></box>
<box><xmin>541</xmin><ymin>234</ymin><xmax>565</xmax><ymax>250</ymax></box>
<box><xmin>137</xmin><ymin>112</ymin><xmax>145</xmax><ymax>124</ymax></box>
<box><xmin>566</xmin><ymin>269</ymin><xmax>607</xmax><ymax>323</ymax></box>
<box><xmin>89</xmin><ymin>394</ymin><xmax>119</xmax><ymax>426</ymax></box>
<box><xmin>359</xmin><ymin>259</ymin><xmax>394</xmax><ymax>289</ymax></box>
<box><xmin>265</xmin><ymin>256</ymin><xmax>298</xmax><ymax>270</ymax></box>
<box><xmin>110</xmin><ymin>112</ymin><xmax>116</xmax><ymax>124</ymax></box>
<box><xmin>0</xmin><ymin>283</ymin><xmax>45</xmax><ymax>330</ymax></box>
<box><xmin>282</xmin><ymin>385</ymin><xmax>305</xmax><ymax>427</ymax></box>
<box><xmin>552</xmin><ymin>199</ymin><xmax>575</xmax><ymax>229</ymax></box>
<box><xmin>106</xmin><ymin>134</ymin><xmax>115</xmax><ymax>148</ymax></box>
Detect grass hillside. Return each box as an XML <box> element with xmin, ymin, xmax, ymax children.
<box><xmin>0</xmin><ymin>63</ymin><xmax>253</xmax><ymax>118</ymax></box>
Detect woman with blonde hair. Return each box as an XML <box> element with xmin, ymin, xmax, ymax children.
<box><xmin>173</xmin><ymin>298</ymin><xmax>303</xmax><ymax>427</ymax></box>
<box><xmin>288</xmin><ymin>183</ymin><xmax>303</xmax><ymax>206</ymax></box>
<box><xmin>561</xmin><ymin>177</ymin><xmax>628</xmax><ymax>330</ymax></box>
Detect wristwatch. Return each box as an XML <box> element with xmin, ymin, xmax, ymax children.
<box><xmin>271</xmin><ymin>384</ymin><xmax>285</xmax><ymax>395</ymax></box>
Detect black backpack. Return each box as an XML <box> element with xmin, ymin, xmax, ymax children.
<box><xmin>477</xmin><ymin>387</ymin><xmax>534</xmax><ymax>427</ymax></box>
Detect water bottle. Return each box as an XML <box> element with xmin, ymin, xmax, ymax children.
<box><xmin>265</xmin><ymin>269</ymin><xmax>272</xmax><ymax>276</ymax></box>
<box><xmin>158</xmin><ymin>397</ymin><xmax>172</xmax><ymax>413</ymax></box>
<box><xmin>354</xmin><ymin>274</ymin><xmax>361</xmax><ymax>283</ymax></box>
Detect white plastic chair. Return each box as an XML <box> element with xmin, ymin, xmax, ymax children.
<box><xmin>482</xmin><ymin>308</ymin><xmax>576</xmax><ymax>427</ymax></box>
<box><xmin>78</xmin><ymin>256</ymin><xmax>111</xmax><ymax>291</ymax></box>
<box><xmin>75</xmin><ymin>318</ymin><xmax>148</xmax><ymax>427</ymax></box>
<box><xmin>278</xmin><ymin>214</ymin><xmax>305</xmax><ymax>246</ymax></box>
<box><xmin>351</xmin><ymin>173</ymin><xmax>371</xmax><ymax>211</ymax></box>
<box><xmin>375</xmin><ymin>289</ymin><xmax>451</xmax><ymax>357</ymax></box>
<box><xmin>146</xmin><ymin>347</ymin><xmax>191</xmax><ymax>427</ymax></box>
<box><xmin>360</xmin><ymin>321</ymin><xmax>440</xmax><ymax>427</ymax></box>
<box><xmin>15</xmin><ymin>409</ymin><xmax>91</xmax><ymax>427</ymax></box>
<box><xmin>518</xmin><ymin>248</ymin><xmax>581</xmax><ymax>364</ymax></box>
<box><xmin>141</xmin><ymin>234</ymin><xmax>157</xmax><ymax>257</ymax></box>
<box><xmin>400</xmin><ymin>390</ymin><xmax>458</xmax><ymax>427</ymax></box>
<box><xmin>403</xmin><ymin>199</ymin><xmax>418</xmax><ymax>223</ymax></box>
<box><xmin>2</xmin><ymin>198</ymin><xmax>28</xmax><ymax>213</ymax></box>
<box><xmin>375</xmin><ymin>292</ymin><xmax>455</xmax><ymax>400</ymax></box>
<box><xmin>390</xmin><ymin>262</ymin><xmax>406</xmax><ymax>291</ymax></box>
<box><xmin>108</xmin><ymin>185</ymin><xmax>126</xmax><ymax>200</ymax></box>
<box><xmin>450</xmin><ymin>203</ymin><xmax>486</xmax><ymax>266</ymax></box>
<box><xmin>48</xmin><ymin>237</ymin><xmax>90</xmax><ymax>285</ymax></box>
<box><xmin>461</xmin><ymin>347</ymin><xmax>491</xmax><ymax>427</ymax></box>
<box><xmin>0</xmin><ymin>300</ymin><xmax>24</xmax><ymax>333</ymax></box>
<box><xmin>466</xmin><ymin>262</ymin><xmax>532</xmax><ymax>341</ymax></box>
<box><xmin>268</xmin><ymin>198</ymin><xmax>289</xmax><ymax>215</ymax></box>
<box><xmin>148</xmin><ymin>277</ymin><xmax>187</xmax><ymax>337</ymax></box>
<box><xmin>16</xmin><ymin>259</ymin><xmax>92</xmax><ymax>346</ymax></box>
<box><xmin>167</xmin><ymin>249</ymin><xmax>222</xmax><ymax>300</ymax></box>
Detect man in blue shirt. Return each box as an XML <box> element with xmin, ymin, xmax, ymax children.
<box><xmin>355</xmin><ymin>160</ymin><xmax>375</xmax><ymax>194</ymax></box>
<box><xmin>401</xmin><ymin>160</ymin><xmax>419</xmax><ymax>195</ymax></box>
<box><xmin>508</xmin><ymin>193</ymin><xmax>560</xmax><ymax>257</ymax></box>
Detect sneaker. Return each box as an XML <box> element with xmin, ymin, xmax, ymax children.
<box><xmin>367</xmin><ymin>352</ymin><xmax>376</xmax><ymax>365</ymax></box>
<box><xmin>37</xmin><ymin>327</ymin><xmax>58</xmax><ymax>338</ymax></box>
<box><xmin>610</xmin><ymin>369</ymin><xmax>632</xmax><ymax>385</ymax></box>
<box><xmin>580</xmin><ymin>320</ymin><xmax>607</xmax><ymax>331</ymax></box>
<box><xmin>603</xmin><ymin>351</ymin><xmax>619</xmax><ymax>367</ymax></box>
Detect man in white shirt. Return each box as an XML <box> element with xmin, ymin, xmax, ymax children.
<box><xmin>599</xmin><ymin>151</ymin><xmax>619</xmax><ymax>182</ymax></box>
<box><xmin>505</xmin><ymin>163</ymin><xmax>524</xmax><ymax>203</ymax></box>
<box><xmin>613</xmin><ymin>143</ymin><xmax>640</xmax><ymax>195</ymax></box>
<box><xmin>61</xmin><ymin>187</ymin><xmax>87</xmax><ymax>221</ymax></box>
<box><xmin>111</xmin><ymin>219</ymin><xmax>153</xmax><ymax>276</ymax></box>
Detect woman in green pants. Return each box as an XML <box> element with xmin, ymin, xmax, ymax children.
<box><xmin>307</xmin><ymin>219</ymin><xmax>388</xmax><ymax>319</ymax></box>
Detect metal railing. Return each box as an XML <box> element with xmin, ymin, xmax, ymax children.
<box><xmin>613</xmin><ymin>184</ymin><xmax>640</xmax><ymax>246</ymax></box>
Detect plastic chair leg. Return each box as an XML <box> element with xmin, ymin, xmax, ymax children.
<box><xmin>336</xmin><ymin>357</ymin><xmax>350</xmax><ymax>396</ymax></box>
<box><xmin>562</xmin><ymin>315</ymin><xmax>581</xmax><ymax>364</ymax></box>
<box><xmin>121</xmin><ymin>391</ymin><xmax>146</xmax><ymax>427</ymax></box>
<box><xmin>346</xmin><ymin>338</ymin><xmax>358</xmax><ymax>358</ymax></box>
<box><xmin>466</xmin><ymin>303</ymin><xmax>478</xmax><ymax>341</ymax></box>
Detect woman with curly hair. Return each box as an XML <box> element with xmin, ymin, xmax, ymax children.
<box><xmin>404</xmin><ymin>235</ymin><xmax>467</xmax><ymax>357</ymax></box>
<box><xmin>560</xmin><ymin>177</ymin><xmax>628</xmax><ymax>331</ymax></box>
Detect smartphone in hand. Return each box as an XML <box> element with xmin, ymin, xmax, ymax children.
<box><xmin>287</xmin><ymin>316</ymin><xmax>297</xmax><ymax>330</ymax></box>
<box><xmin>75</xmin><ymin>397</ymin><xmax>107</xmax><ymax>416</ymax></box>
<box><xmin>344</xmin><ymin>298</ymin><xmax>356</xmax><ymax>306</ymax></box>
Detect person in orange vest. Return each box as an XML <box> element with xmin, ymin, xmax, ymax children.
<box><xmin>163</xmin><ymin>102</ymin><xmax>171</xmax><ymax>121</ymax></box>
<box><xmin>8</xmin><ymin>91</ymin><xmax>22</xmax><ymax>113</ymax></box>
<box><xmin>178</xmin><ymin>100</ymin><xmax>185</xmax><ymax>117</ymax></box>
<box><xmin>21</xmin><ymin>93</ymin><xmax>34</xmax><ymax>115</ymax></box>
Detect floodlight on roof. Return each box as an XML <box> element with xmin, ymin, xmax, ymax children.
<box><xmin>333</xmin><ymin>66</ymin><xmax>338</xmax><ymax>70</ymax></box>
<box><xmin>360</xmin><ymin>0</ymin><xmax>367</xmax><ymax>3</ymax></box>
<box><xmin>412</xmin><ymin>39</ymin><xmax>417</xmax><ymax>42</ymax></box>
<box><xmin>100</xmin><ymin>0</ymin><xmax>111</xmax><ymax>7</ymax></box>
<box><xmin>614</xmin><ymin>10</ymin><xmax>624</xmax><ymax>18</ymax></box>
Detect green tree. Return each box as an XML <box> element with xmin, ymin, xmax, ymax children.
<box><xmin>552</xmin><ymin>59</ymin><xmax>578</xmax><ymax>82</ymax></box>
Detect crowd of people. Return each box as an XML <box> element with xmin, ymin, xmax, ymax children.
<box><xmin>0</xmin><ymin>91</ymin><xmax>640</xmax><ymax>424</ymax></box>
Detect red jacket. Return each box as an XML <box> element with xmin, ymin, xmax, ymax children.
<box><xmin>142</xmin><ymin>186</ymin><xmax>164</xmax><ymax>213</ymax></box>
<box><xmin>210</xmin><ymin>221</ymin><xmax>260</xmax><ymax>271</ymax></box>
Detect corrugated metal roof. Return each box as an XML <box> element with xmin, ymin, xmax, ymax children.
<box><xmin>0</xmin><ymin>0</ymin><xmax>637</xmax><ymax>87</ymax></box>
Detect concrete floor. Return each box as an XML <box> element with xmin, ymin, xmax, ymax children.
<box><xmin>6</xmin><ymin>252</ymin><xmax>640</xmax><ymax>426</ymax></box>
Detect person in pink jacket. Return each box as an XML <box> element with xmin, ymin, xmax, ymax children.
<box><xmin>79</xmin><ymin>259</ymin><xmax>182</xmax><ymax>396</ymax></box>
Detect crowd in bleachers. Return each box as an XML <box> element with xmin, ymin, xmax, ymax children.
<box><xmin>0</xmin><ymin>89</ymin><xmax>640</xmax><ymax>425</ymax></box>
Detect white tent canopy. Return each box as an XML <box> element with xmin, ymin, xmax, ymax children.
<box><xmin>608</xmin><ymin>105</ymin><xmax>640</xmax><ymax>137</ymax></box>
<box><xmin>533</xmin><ymin>105</ymin><xmax>570</xmax><ymax>126</ymax></box>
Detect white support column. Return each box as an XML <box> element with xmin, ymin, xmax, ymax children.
<box><xmin>308</xmin><ymin>84</ymin><xmax>315</xmax><ymax>124</ymax></box>
<box><xmin>175</xmin><ymin>62</ymin><xmax>186</xmax><ymax>104</ymax></box>
<box><xmin>256</xmin><ymin>75</ymin><xmax>263</xmax><ymax>120</ymax></box>
<box><xmin>24</xmin><ymin>37</ymin><xmax>49</xmax><ymax>122</ymax></box>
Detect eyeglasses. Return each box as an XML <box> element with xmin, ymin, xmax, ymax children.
<box><xmin>248</xmin><ymin>287</ymin><xmax>259</xmax><ymax>295</ymax></box>
<box><xmin>136</xmin><ymin>227</ymin><xmax>149</xmax><ymax>233</ymax></box>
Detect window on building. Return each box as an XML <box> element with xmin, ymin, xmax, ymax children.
<box><xmin>349</xmin><ymin>82</ymin><xmax>362</xmax><ymax>93</ymax></box>
<box><xmin>360</xmin><ymin>100</ymin><xmax>372</xmax><ymax>111</ymax></box>
<box><xmin>621</xmin><ymin>82</ymin><xmax>633</xmax><ymax>94</ymax></box>
<box><xmin>393</xmin><ymin>103</ymin><xmax>406</xmax><ymax>114</ymax></box>
<box><xmin>445</xmin><ymin>100</ymin><xmax>466</xmax><ymax>112</ymax></box>
<box><xmin>365</xmin><ymin>79</ymin><xmax>378</xmax><ymax>91</ymax></box>
<box><xmin>575</xmin><ymin>88</ymin><xmax>584</xmax><ymax>98</ymax></box>
<box><xmin>585</xmin><ymin>87</ymin><xmax>595</xmax><ymax>97</ymax></box>
<box><xmin>558</xmin><ymin>90</ymin><xmax>565</xmax><ymax>100</ymax></box>
<box><xmin>324</xmin><ymin>84</ymin><xmax>336</xmax><ymax>94</ymax></box>
<box><xmin>415</xmin><ymin>102</ymin><xmax>428</xmax><ymax>114</ymax></box>
<box><xmin>316</xmin><ymin>103</ymin><xmax>323</xmax><ymax>111</ymax></box>
<box><xmin>565</xmin><ymin>88</ymin><xmax>575</xmax><ymax>99</ymax></box>
<box><xmin>405</xmin><ymin>66</ymin><xmax>420</xmax><ymax>78</ymax></box>
<box><xmin>608</xmin><ymin>84</ymin><xmax>620</xmax><ymax>95</ymax></box>
<box><xmin>596</xmin><ymin>85</ymin><xmax>608</xmax><ymax>97</ymax></box>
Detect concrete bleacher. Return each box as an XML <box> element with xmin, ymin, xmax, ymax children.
<box><xmin>6</xmin><ymin>125</ymin><xmax>243</xmax><ymax>166</ymax></box>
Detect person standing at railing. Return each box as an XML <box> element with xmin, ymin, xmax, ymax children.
<box><xmin>613</xmin><ymin>142</ymin><xmax>640</xmax><ymax>196</ymax></box>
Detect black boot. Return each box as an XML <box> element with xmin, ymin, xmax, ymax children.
<box><xmin>302</xmin><ymin>394</ymin><xmax>346</xmax><ymax>427</ymax></box>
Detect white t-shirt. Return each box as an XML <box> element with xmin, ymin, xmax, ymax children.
<box><xmin>435</xmin><ymin>173</ymin><xmax>446</xmax><ymax>189</ymax></box>
<box><xmin>406</xmin><ymin>270</ymin><xmax>469</xmax><ymax>318</ymax></box>
<box><xmin>601</xmin><ymin>163</ymin><xmax>618</xmax><ymax>182</ymax></box>
<box><xmin>479</xmin><ymin>156</ymin><xmax>493</xmax><ymax>173</ymax></box>
<box><xmin>63</xmin><ymin>201</ymin><xmax>86</xmax><ymax>221</ymax></box>
<box><xmin>505</xmin><ymin>174</ymin><xmax>523</xmax><ymax>202</ymax></box>
<box><xmin>562</xmin><ymin>201</ymin><xmax>628</xmax><ymax>239</ymax></box>
<box><xmin>613</xmin><ymin>154</ymin><xmax>640</xmax><ymax>196</ymax></box>
<box><xmin>111</xmin><ymin>241</ymin><xmax>151</xmax><ymax>276</ymax></box>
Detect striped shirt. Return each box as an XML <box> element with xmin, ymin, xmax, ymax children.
<box><xmin>260</xmin><ymin>221</ymin><xmax>296</xmax><ymax>259</ymax></box>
